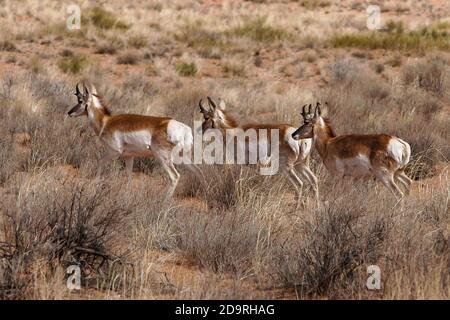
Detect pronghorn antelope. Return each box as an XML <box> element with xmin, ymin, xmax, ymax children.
<box><xmin>292</xmin><ymin>103</ymin><xmax>412</xmax><ymax>199</ymax></box>
<box><xmin>68</xmin><ymin>83</ymin><xmax>201</xmax><ymax>200</ymax></box>
<box><xmin>199</xmin><ymin>96</ymin><xmax>318</xmax><ymax>204</ymax></box>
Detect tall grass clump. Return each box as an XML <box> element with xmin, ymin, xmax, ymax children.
<box><xmin>299</xmin><ymin>0</ymin><xmax>331</xmax><ymax>9</ymax></box>
<box><xmin>175</xmin><ymin>61</ymin><xmax>198</xmax><ymax>77</ymax></box>
<box><xmin>85</xmin><ymin>7</ymin><xmax>130</xmax><ymax>30</ymax></box>
<box><xmin>329</xmin><ymin>24</ymin><xmax>450</xmax><ymax>52</ymax></box>
<box><xmin>273</xmin><ymin>194</ymin><xmax>388</xmax><ymax>297</ymax></box>
<box><xmin>175</xmin><ymin>22</ymin><xmax>225</xmax><ymax>58</ymax></box>
<box><xmin>222</xmin><ymin>62</ymin><xmax>246</xmax><ymax>77</ymax></box>
<box><xmin>0</xmin><ymin>178</ymin><xmax>131</xmax><ymax>299</ymax></box>
<box><xmin>57</xmin><ymin>54</ymin><xmax>89</xmax><ymax>74</ymax></box>
<box><xmin>230</xmin><ymin>17</ymin><xmax>291</xmax><ymax>42</ymax></box>
<box><xmin>402</xmin><ymin>58</ymin><xmax>449</xmax><ymax>96</ymax></box>
<box><xmin>0</xmin><ymin>40</ymin><xmax>18</xmax><ymax>52</ymax></box>
<box><xmin>116</xmin><ymin>51</ymin><xmax>140</xmax><ymax>65</ymax></box>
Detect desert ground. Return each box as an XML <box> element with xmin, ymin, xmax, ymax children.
<box><xmin>0</xmin><ymin>0</ymin><xmax>449</xmax><ymax>299</ymax></box>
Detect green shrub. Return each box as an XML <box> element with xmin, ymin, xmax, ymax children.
<box><xmin>329</xmin><ymin>27</ymin><xmax>449</xmax><ymax>52</ymax></box>
<box><xmin>373</xmin><ymin>63</ymin><xmax>385</xmax><ymax>74</ymax></box>
<box><xmin>175</xmin><ymin>22</ymin><xmax>225</xmax><ymax>58</ymax></box>
<box><xmin>299</xmin><ymin>0</ymin><xmax>331</xmax><ymax>10</ymax></box>
<box><xmin>402</xmin><ymin>59</ymin><xmax>448</xmax><ymax>95</ymax></box>
<box><xmin>176</xmin><ymin>61</ymin><xmax>198</xmax><ymax>77</ymax></box>
<box><xmin>116</xmin><ymin>51</ymin><xmax>140</xmax><ymax>65</ymax></box>
<box><xmin>128</xmin><ymin>35</ymin><xmax>148</xmax><ymax>49</ymax></box>
<box><xmin>230</xmin><ymin>17</ymin><xmax>291</xmax><ymax>42</ymax></box>
<box><xmin>436</xmin><ymin>21</ymin><xmax>450</xmax><ymax>30</ymax></box>
<box><xmin>0</xmin><ymin>40</ymin><xmax>18</xmax><ymax>52</ymax></box>
<box><xmin>57</xmin><ymin>54</ymin><xmax>89</xmax><ymax>74</ymax></box>
<box><xmin>87</xmin><ymin>7</ymin><xmax>130</xmax><ymax>30</ymax></box>
<box><xmin>95</xmin><ymin>42</ymin><xmax>118</xmax><ymax>55</ymax></box>
<box><xmin>222</xmin><ymin>62</ymin><xmax>246</xmax><ymax>77</ymax></box>
<box><xmin>385</xmin><ymin>20</ymin><xmax>405</xmax><ymax>34</ymax></box>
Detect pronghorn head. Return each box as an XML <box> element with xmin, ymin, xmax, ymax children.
<box><xmin>68</xmin><ymin>83</ymin><xmax>91</xmax><ymax>117</ymax></box>
<box><xmin>292</xmin><ymin>102</ymin><xmax>323</xmax><ymax>140</ymax></box>
<box><xmin>198</xmin><ymin>96</ymin><xmax>228</xmax><ymax>133</ymax></box>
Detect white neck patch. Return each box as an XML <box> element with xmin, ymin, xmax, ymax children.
<box><xmin>92</xmin><ymin>95</ymin><xmax>102</xmax><ymax>109</ymax></box>
<box><xmin>216</xmin><ymin>110</ymin><xmax>229</xmax><ymax>127</ymax></box>
<box><xmin>317</xmin><ymin>117</ymin><xmax>325</xmax><ymax>127</ymax></box>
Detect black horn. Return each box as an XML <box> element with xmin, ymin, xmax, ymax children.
<box><xmin>75</xmin><ymin>83</ymin><xmax>81</xmax><ymax>95</ymax></box>
<box><xmin>199</xmin><ymin>99</ymin><xmax>208</xmax><ymax>113</ymax></box>
<box><xmin>83</xmin><ymin>83</ymin><xmax>89</xmax><ymax>96</ymax></box>
<box><xmin>314</xmin><ymin>102</ymin><xmax>321</xmax><ymax>117</ymax></box>
<box><xmin>207</xmin><ymin>96</ymin><xmax>217</xmax><ymax>110</ymax></box>
<box><xmin>301</xmin><ymin>104</ymin><xmax>308</xmax><ymax>118</ymax></box>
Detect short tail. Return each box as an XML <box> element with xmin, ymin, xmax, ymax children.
<box><xmin>398</xmin><ymin>138</ymin><xmax>411</xmax><ymax>169</ymax></box>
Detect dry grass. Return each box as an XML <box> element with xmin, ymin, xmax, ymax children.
<box><xmin>0</xmin><ymin>40</ymin><xmax>18</xmax><ymax>52</ymax></box>
<box><xmin>57</xmin><ymin>54</ymin><xmax>89</xmax><ymax>74</ymax></box>
<box><xmin>0</xmin><ymin>0</ymin><xmax>449</xmax><ymax>300</ymax></box>
<box><xmin>116</xmin><ymin>51</ymin><xmax>140</xmax><ymax>65</ymax></box>
<box><xmin>175</xmin><ymin>61</ymin><xmax>198</xmax><ymax>77</ymax></box>
<box><xmin>401</xmin><ymin>58</ymin><xmax>449</xmax><ymax>96</ymax></box>
<box><xmin>329</xmin><ymin>26</ymin><xmax>450</xmax><ymax>52</ymax></box>
<box><xmin>85</xmin><ymin>7</ymin><xmax>130</xmax><ymax>31</ymax></box>
<box><xmin>229</xmin><ymin>17</ymin><xmax>292</xmax><ymax>43</ymax></box>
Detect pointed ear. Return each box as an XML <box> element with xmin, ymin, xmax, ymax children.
<box><xmin>207</xmin><ymin>96</ymin><xmax>217</xmax><ymax>111</ymax></box>
<box><xmin>83</xmin><ymin>83</ymin><xmax>89</xmax><ymax>96</ymax></box>
<box><xmin>218</xmin><ymin>99</ymin><xmax>226</xmax><ymax>111</ymax></box>
<box><xmin>314</xmin><ymin>103</ymin><xmax>321</xmax><ymax>118</ymax></box>
<box><xmin>75</xmin><ymin>83</ymin><xmax>80</xmax><ymax>96</ymax></box>
<box><xmin>300</xmin><ymin>104</ymin><xmax>308</xmax><ymax>118</ymax></box>
<box><xmin>91</xmin><ymin>84</ymin><xmax>98</xmax><ymax>95</ymax></box>
<box><xmin>199</xmin><ymin>99</ymin><xmax>208</xmax><ymax>114</ymax></box>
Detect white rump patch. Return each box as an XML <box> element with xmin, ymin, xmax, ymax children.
<box><xmin>387</xmin><ymin>138</ymin><xmax>407</xmax><ymax>165</ymax></box>
<box><xmin>167</xmin><ymin>120</ymin><xmax>193</xmax><ymax>149</ymax></box>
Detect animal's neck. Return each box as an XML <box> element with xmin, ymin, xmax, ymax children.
<box><xmin>219</xmin><ymin>110</ymin><xmax>238</xmax><ymax>129</ymax></box>
<box><xmin>313</xmin><ymin>118</ymin><xmax>335</xmax><ymax>159</ymax></box>
<box><xmin>88</xmin><ymin>107</ymin><xmax>109</xmax><ymax>136</ymax></box>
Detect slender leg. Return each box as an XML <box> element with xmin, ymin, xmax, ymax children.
<box><xmin>97</xmin><ymin>150</ymin><xmax>119</xmax><ymax>176</ymax></box>
<box><xmin>395</xmin><ymin>175</ymin><xmax>408</xmax><ymax>193</ymax></box>
<box><xmin>298</xmin><ymin>165</ymin><xmax>319</xmax><ymax>202</ymax></box>
<box><xmin>375</xmin><ymin>171</ymin><xmax>404</xmax><ymax>200</ymax></box>
<box><xmin>165</xmin><ymin>161</ymin><xmax>180</xmax><ymax>201</ymax></box>
<box><xmin>395</xmin><ymin>171</ymin><xmax>412</xmax><ymax>195</ymax></box>
<box><xmin>153</xmin><ymin>148</ymin><xmax>180</xmax><ymax>202</ymax></box>
<box><xmin>284</xmin><ymin>166</ymin><xmax>304</xmax><ymax>210</ymax></box>
<box><xmin>124</xmin><ymin>156</ymin><xmax>134</xmax><ymax>184</ymax></box>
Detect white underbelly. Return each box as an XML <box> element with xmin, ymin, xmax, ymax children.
<box><xmin>103</xmin><ymin>130</ymin><xmax>154</xmax><ymax>157</ymax></box>
<box><xmin>334</xmin><ymin>155</ymin><xmax>372</xmax><ymax>178</ymax></box>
